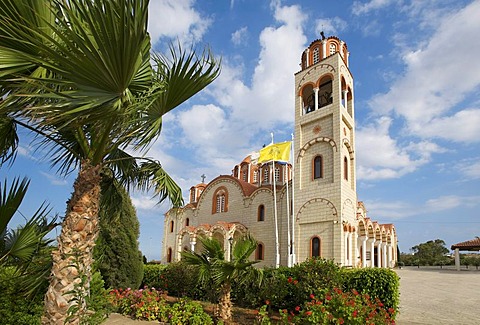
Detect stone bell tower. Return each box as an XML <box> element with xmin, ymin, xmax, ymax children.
<box><xmin>293</xmin><ymin>34</ymin><xmax>357</xmax><ymax>265</ymax></box>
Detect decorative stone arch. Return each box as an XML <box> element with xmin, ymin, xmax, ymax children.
<box><xmin>296</xmin><ymin>137</ymin><xmax>337</xmax><ymax>163</ymax></box>
<box><xmin>342</xmin><ymin>138</ymin><xmax>354</xmax><ymax>160</ymax></box>
<box><xmin>296</xmin><ymin>63</ymin><xmax>336</xmax><ymax>91</ymax></box>
<box><xmin>357</xmin><ymin>219</ymin><xmax>367</xmax><ymax>237</ymax></box>
<box><xmin>342</xmin><ymin>198</ymin><xmax>356</xmax><ymax>219</ymax></box>
<box><xmin>197</xmin><ymin>176</ymin><xmax>247</xmax><ymax>209</ymax></box>
<box><xmin>248</xmin><ymin>188</ymin><xmax>272</xmax><ymax>205</ymax></box>
<box><xmin>296</xmin><ymin>197</ymin><xmax>338</xmax><ymax>221</ymax></box>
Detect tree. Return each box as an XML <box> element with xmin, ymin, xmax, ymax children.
<box><xmin>93</xmin><ymin>176</ymin><xmax>143</xmax><ymax>290</ymax></box>
<box><xmin>0</xmin><ymin>1</ymin><xmax>220</xmax><ymax>323</ymax></box>
<box><xmin>0</xmin><ymin>177</ymin><xmax>57</xmax><ymax>296</ymax></box>
<box><xmin>181</xmin><ymin>235</ymin><xmax>263</xmax><ymax>322</ymax></box>
<box><xmin>411</xmin><ymin>239</ymin><xmax>449</xmax><ymax>266</ymax></box>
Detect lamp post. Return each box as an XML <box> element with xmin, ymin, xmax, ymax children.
<box><xmin>228</xmin><ymin>236</ymin><xmax>234</xmax><ymax>261</ymax></box>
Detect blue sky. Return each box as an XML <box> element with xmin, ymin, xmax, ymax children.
<box><xmin>3</xmin><ymin>0</ymin><xmax>480</xmax><ymax>260</ymax></box>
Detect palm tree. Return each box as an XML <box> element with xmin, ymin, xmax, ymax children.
<box><xmin>182</xmin><ymin>235</ymin><xmax>263</xmax><ymax>322</ymax></box>
<box><xmin>0</xmin><ymin>177</ymin><xmax>58</xmax><ymax>296</ymax></box>
<box><xmin>0</xmin><ymin>1</ymin><xmax>220</xmax><ymax>323</ymax></box>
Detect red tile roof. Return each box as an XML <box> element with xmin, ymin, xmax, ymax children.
<box><xmin>451</xmin><ymin>238</ymin><xmax>480</xmax><ymax>251</ymax></box>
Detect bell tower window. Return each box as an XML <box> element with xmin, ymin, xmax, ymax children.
<box><xmin>258</xmin><ymin>205</ymin><xmax>265</xmax><ymax>221</ymax></box>
<box><xmin>329</xmin><ymin>43</ymin><xmax>336</xmax><ymax>55</ymax></box>
<box><xmin>318</xmin><ymin>76</ymin><xmax>333</xmax><ymax>108</ymax></box>
<box><xmin>344</xmin><ymin>156</ymin><xmax>348</xmax><ymax>181</ymax></box>
<box><xmin>313</xmin><ymin>47</ymin><xmax>320</xmax><ymax>64</ymax></box>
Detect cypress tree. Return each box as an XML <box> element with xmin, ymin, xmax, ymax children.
<box><xmin>94</xmin><ymin>178</ymin><xmax>144</xmax><ymax>289</ymax></box>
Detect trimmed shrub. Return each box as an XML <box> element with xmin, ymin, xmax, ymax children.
<box><xmin>0</xmin><ymin>266</ymin><xmax>43</xmax><ymax>325</ymax></box>
<box><xmin>342</xmin><ymin>268</ymin><xmax>400</xmax><ymax>312</ymax></box>
<box><xmin>142</xmin><ymin>264</ymin><xmax>168</xmax><ymax>289</ymax></box>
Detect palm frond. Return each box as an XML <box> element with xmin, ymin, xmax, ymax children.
<box><xmin>133</xmin><ymin>160</ymin><xmax>183</xmax><ymax>207</ymax></box>
<box><xmin>0</xmin><ymin>177</ymin><xmax>29</xmax><ymax>234</ymax></box>
<box><xmin>0</xmin><ymin>112</ymin><xmax>19</xmax><ymax>166</ymax></box>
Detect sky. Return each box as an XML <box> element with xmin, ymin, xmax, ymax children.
<box><xmin>3</xmin><ymin>0</ymin><xmax>480</xmax><ymax>260</ymax></box>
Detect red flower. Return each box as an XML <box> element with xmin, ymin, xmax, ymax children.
<box><xmin>293</xmin><ymin>280</ymin><xmax>298</xmax><ymax>285</ymax></box>
<box><xmin>388</xmin><ymin>307</ymin><xmax>395</xmax><ymax>314</ymax></box>
<box><xmin>295</xmin><ymin>306</ymin><xmax>301</xmax><ymax>311</ymax></box>
<box><xmin>352</xmin><ymin>310</ymin><xmax>358</xmax><ymax>317</ymax></box>
<box><xmin>305</xmin><ymin>311</ymin><xmax>312</xmax><ymax>316</ymax></box>
<box><xmin>265</xmin><ymin>300</ymin><xmax>270</xmax><ymax>305</ymax></box>
<box><xmin>288</xmin><ymin>277</ymin><xmax>293</xmax><ymax>283</ymax></box>
<box><xmin>326</xmin><ymin>295</ymin><xmax>332</xmax><ymax>301</ymax></box>
<box><xmin>310</xmin><ymin>293</ymin><xmax>315</xmax><ymax>299</ymax></box>
<box><xmin>352</xmin><ymin>289</ymin><xmax>359</xmax><ymax>295</ymax></box>
<box><xmin>338</xmin><ymin>318</ymin><xmax>344</xmax><ymax>324</ymax></box>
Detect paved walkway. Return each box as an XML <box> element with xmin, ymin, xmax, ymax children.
<box><xmin>395</xmin><ymin>267</ymin><xmax>479</xmax><ymax>325</ymax></box>
<box><xmin>104</xmin><ymin>267</ymin><xmax>480</xmax><ymax>324</ymax></box>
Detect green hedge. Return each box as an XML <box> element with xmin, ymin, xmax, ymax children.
<box><xmin>342</xmin><ymin>267</ymin><xmax>400</xmax><ymax>311</ymax></box>
<box><xmin>146</xmin><ymin>259</ymin><xmax>400</xmax><ymax>318</ymax></box>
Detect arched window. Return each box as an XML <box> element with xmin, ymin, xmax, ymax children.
<box><xmin>313</xmin><ymin>155</ymin><xmax>323</xmax><ymax>179</ymax></box>
<box><xmin>344</xmin><ymin>156</ymin><xmax>348</xmax><ymax>180</ymax></box>
<box><xmin>169</xmin><ymin>220</ymin><xmax>174</xmax><ymax>233</ymax></box>
<box><xmin>329</xmin><ymin>43</ymin><xmax>336</xmax><ymax>55</ymax></box>
<box><xmin>274</xmin><ymin>167</ymin><xmax>280</xmax><ymax>182</ymax></box>
<box><xmin>167</xmin><ymin>247</ymin><xmax>172</xmax><ymax>263</ymax></box>
<box><xmin>318</xmin><ymin>76</ymin><xmax>333</xmax><ymax>108</ymax></box>
<box><xmin>263</xmin><ymin>167</ymin><xmax>269</xmax><ymax>183</ymax></box>
<box><xmin>313</xmin><ymin>47</ymin><xmax>320</xmax><ymax>64</ymax></box>
<box><xmin>212</xmin><ymin>187</ymin><xmax>228</xmax><ymax>214</ymax></box>
<box><xmin>253</xmin><ymin>170</ymin><xmax>258</xmax><ymax>183</ymax></box>
<box><xmin>242</xmin><ymin>169</ymin><xmax>247</xmax><ymax>181</ymax></box>
<box><xmin>256</xmin><ymin>243</ymin><xmax>264</xmax><ymax>260</ymax></box>
<box><xmin>311</xmin><ymin>237</ymin><xmax>321</xmax><ymax>257</ymax></box>
<box><xmin>258</xmin><ymin>205</ymin><xmax>265</xmax><ymax>221</ymax></box>
<box><xmin>185</xmin><ymin>218</ymin><xmax>190</xmax><ymax>227</ymax></box>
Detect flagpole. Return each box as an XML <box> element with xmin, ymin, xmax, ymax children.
<box><xmin>291</xmin><ymin>133</ymin><xmax>296</xmax><ymax>265</ymax></box>
<box><xmin>285</xmin><ymin>164</ymin><xmax>291</xmax><ymax>267</ymax></box>
<box><xmin>272</xmin><ymin>158</ymin><xmax>280</xmax><ymax>268</ymax></box>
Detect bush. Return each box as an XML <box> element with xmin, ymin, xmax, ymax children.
<box><xmin>109</xmin><ymin>287</ymin><xmax>213</xmax><ymax>324</ymax></box>
<box><xmin>0</xmin><ymin>266</ymin><xmax>43</xmax><ymax>325</ymax></box>
<box><xmin>142</xmin><ymin>264</ymin><xmax>168</xmax><ymax>289</ymax></box>
<box><xmin>256</xmin><ymin>287</ymin><xmax>396</xmax><ymax>324</ymax></box>
<box><xmin>342</xmin><ymin>268</ymin><xmax>399</xmax><ymax>312</ymax></box>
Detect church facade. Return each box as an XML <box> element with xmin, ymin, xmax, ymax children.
<box><xmin>162</xmin><ymin>35</ymin><xmax>397</xmax><ymax>268</ymax></box>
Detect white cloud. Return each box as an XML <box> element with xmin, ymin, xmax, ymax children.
<box><xmin>40</xmin><ymin>172</ymin><xmax>68</xmax><ymax>186</ymax></box>
<box><xmin>458</xmin><ymin>159</ymin><xmax>480</xmax><ymax>179</ymax></box>
<box><xmin>356</xmin><ymin>117</ymin><xmax>420</xmax><ymax>180</ymax></box>
<box><xmin>231</xmin><ymin>27</ymin><xmax>248</xmax><ymax>46</ymax></box>
<box><xmin>369</xmin><ymin>1</ymin><xmax>480</xmax><ymax>143</ymax></box>
<box><xmin>352</xmin><ymin>0</ymin><xmax>395</xmax><ymax>15</ymax></box>
<box><xmin>314</xmin><ymin>17</ymin><xmax>348</xmax><ymax>36</ymax></box>
<box><xmin>148</xmin><ymin>0</ymin><xmax>211</xmax><ymax>47</ymax></box>
<box><xmin>365</xmin><ymin>194</ymin><xmax>480</xmax><ymax>220</ymax></box>
<box><xmin>425</xmin><ymin>195</ymin><xmax>480</xmax><ymax>212</ymax></box>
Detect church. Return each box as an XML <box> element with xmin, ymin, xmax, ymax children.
<box><xmin>162</xmin><ymin>34</ymin><xmax>398</xmax><ymax>268</ymax></box>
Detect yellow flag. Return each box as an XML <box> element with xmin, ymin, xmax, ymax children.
<box><xmin>258</xmin><ymin>141</ymin><xmax>291</xmax><ymax>163</ymax></box>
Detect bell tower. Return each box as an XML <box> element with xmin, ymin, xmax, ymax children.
<box><xmin>293</xmin><ymin>34</ymin><xmax>356</xmax><ymax>265</ymax></box>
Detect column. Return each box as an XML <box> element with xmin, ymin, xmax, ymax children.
<box><xmin>455</xmin><ymin>248</ymin><xmax>460</xmax><ymax>271</ymax></box>
<box><xmin>314</xmin><ymin>87</ymin><xmax>319</xmax><ymax>111</ymax></box>
<box><xmin>368</xmin><ymin>238</ymin><xmax>376</xmax><ymax>267</ymax></box>
<box><xmin>382</xmin><ymin>243</ymin><xmax>387</xmax><ymax>268</ymax></box>
<box><xmin>376</xmin><ymin>243</ymin><xmax>381</xmax><ymax>268</ymax></box>
<box><xmin>225</xmin><ymin>237</ymin><xmax>232</xmax><ymax>262</ymax></box>
<box><xmin>176</xmin><ymin>235</ymin><xmax>182</xmax><ymax>261</ymax></box>
<box><xmin>190</xmin><ymin>237</ymin><xmax>196</xmax><ymax>252</ymax></box>
<box><xmin>321</xmin><ymin>40</ymin><xmax>327</xmax><ymax>59</ymax></box>
<box><xmin>342</xmin><ymin>89</ymin><xmax>348</xmax><ymax>109</ymax></box>
<box><xmin>344</xmin><ymin>231</ymin><xmax>349</xmax><ymax>266</ymax></box>
<box><xmin>340</xmin><ymin>41</ymin><xmax>345</xmax><ymax>58</ymax></box>
<box><xmin>305</xmin><ymin>48</ymin><xmax>310</xmax><ymax>66</ymax></box>
<box><xmin>359</xmin><ymin>236</ymin><xmax>367</xmax><ymax>267</ymax></box>
<box><xmin>386</xmin><ymin>244</ymin><xmax>392</xmax><ymax>268</ymax></box>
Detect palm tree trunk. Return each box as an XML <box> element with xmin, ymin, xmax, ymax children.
<box><xmin>218</xmin><ymin>282</ymin><xmax>232</xmax><ymax>322</ymax></box>
<box><xmin>43</xmin><ymin>160</ymin><xmax>102</xmax><ymax>325</ymax></box>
